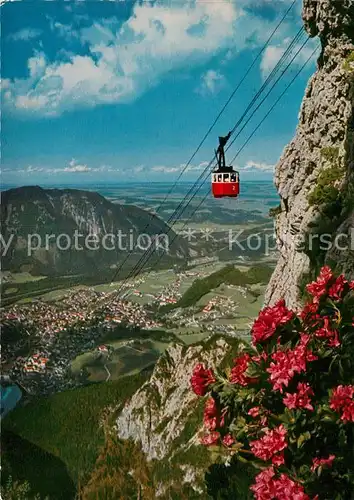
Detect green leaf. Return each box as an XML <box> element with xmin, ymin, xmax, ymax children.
<box><xmin>297</xmin><ymin>431</ymin><xmax>311</xmax><ymax>449</ymax></box>
<box><xmin>329</xmin><ymin>355</ymin><xmax>339</xmax><ymax>373</ymax></box>
<box><xmin>321</xmin><ymin>414</ymin><xmax>337</xmax><ymax>423</ymax></box>
<box><xmin>245</xmin><ymin>364</ymin><xmax>261</xmax><ymax>378</ymax></box>
<box><xmin>339</xmin><ymin>428</ymin><xmax>347</xmax><ymax>447</ymax></box>
<box><xmin>298</xmin><ymin>465</ymin><xmax>310</xmax><ymax>476</ymax></box>
<box><xmin>339</xmin><ymin>359</ymin><xmax>344</xmax><ymax>377</ymax></box>
<box><xmin>280</xmin><ymin>408</ymin><xmax>296</xmax><ymax>425</ymax></box>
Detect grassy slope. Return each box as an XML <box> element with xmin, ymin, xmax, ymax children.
<box><xmin>2</xmin><ymin>373</ymin><xmax>149</xmax><ymax>493</ymax></box>
<box><xmin>3</xmin><ymin>336</ymin><xmax>250</xmax><ymax>499</ymax></box>
<box><xmin>161</xmin><ymin>264</ymin><xmax>273</xmax><ymax>312</ymax></box>
<box><xmin>2</xmin><ymin>431</ymin><xmax>77</xmax><ymax>500</ymax></box>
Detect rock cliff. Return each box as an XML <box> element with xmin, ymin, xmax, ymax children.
<box><xmin>115</xmin><ymin>336</ymin><xmax>243</xmax><ymax>494</ymax></box>
<box><xmin>265</xmin><ymin>0</ymin><xmax>354</xmax><ymax>309</ymax></box>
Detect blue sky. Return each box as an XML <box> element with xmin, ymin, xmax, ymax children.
<box><xmin>1</xmin><ymin>0</ymin><xmax>319</xmax><ymax>186</ymax></box>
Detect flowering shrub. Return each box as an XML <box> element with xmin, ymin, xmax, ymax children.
<box><xmin>191</xmin><ymin>267</ymin><xmax>354</xmax><ymax>499</ymax></box>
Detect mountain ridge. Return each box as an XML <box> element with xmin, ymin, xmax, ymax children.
<box><xmin>1</xmin><ymin>185</ymin><xmax>189</xmax><ymax>276</ymax></box>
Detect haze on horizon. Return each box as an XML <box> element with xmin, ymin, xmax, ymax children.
<box><xmin>2</xmin><ymin>0</ymin><xmax>317</xmax><ymax>186</ymax></box>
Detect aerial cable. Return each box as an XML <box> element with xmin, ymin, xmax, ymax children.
<box><xmin>229</xmin><ymin>44</ymin><xmax>320</xmax><ymax>164</ymax></box>
<box><xmin>119</xmin><ymin>30</ymin><xmax>309</xmax><ymax>286</ymax></box>
<box><xmin>149</xmin><ymin>43</ymin><xmax>320</xmax><ymax>274</ymax></box>
<box><xmin>101</xmin><ymin>36</ymin><xmax>312</xmax><ymax>312</ymax></box>
<box><xmin>224</xmin><ymin>36</ymin><xmax>311</xmax><ymax>156</ymax></box>
<box><xmin>108</xmin><ymin>0</ymin><xmax>299</xmax><ymax>286</ymax></box>
<box><xmin>166</xmin><ymin>37</ymin><xmax>315</xmax><ymax>240</ymax></box>
<box><xmin>229</xmin><ymin>27</ymin><xmax>305</xmax><ymax>137</ymax></box>
<box><xmin>107</xmin><ymin>29</ymin><xmax>311</xmax><ymax>304</ymax></box>
<box><xmin>158</xmin><ymin>27</ymin><xmax>306</xmax><ymax>229</ymax></box>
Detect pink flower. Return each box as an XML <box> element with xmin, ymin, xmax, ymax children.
<box><xmin>341</xmin><ymin>401</ymin><xmax>354</xmax><ymax>422</ymax></box>
<box><xmin>203</xmin><ymin>398</ymin><xmax>219</xmax><ymax>431</ymax></box>
<box><xmin>250</xmin><ymin>467</ymin><xmax>278</xmax><ymax>500</ymax></box>
<box><xmin>275</xmin><ymin>473</ymin><xmax>310</xmax><ymax>499</ymax></box>
<box><xmin>200</xmin><ymin>431</ymin><xmax>220</xmax><ymax>446</ymax></box>
<box><xmin>250</xmin><ymin>425</ymin><xmax>288</xmax><ymax>462</ymax></box>
<box><xmin>248</xmin><ymin>406</ymin><xmax>261</xmax><ymax>418</ymax></box>
<box><xmin>330</xmin><ymin>385</ymin><xmax>354</xmax><ymax>410</ymax></box>
<box><xmin>298</xmin><ymin>334</ymin><xmax>318</xmax><ymax>361</ymax></box>
<box><xmin>315</xmin><ymin>317</ymin><xmax>340</xmax><ymax>347</ymax></box>
<box><xmin>298</xmin><ymin>333</ymin><xmax>314</xmax><ymax>354</ymax></box>
<box><xmin>267</xmin><ymin>342</ymin><xmax>317</xmax><ymax>393</ymax></box>
<box><xmin>283</xmin><ymin>382</ymin><xmax>314</xmax><ymax>411</ymax></box>
<box><xmin>296</xmin><ymin>336</ymin><xmax>318</xmax><ymax>363</ymax></box>
<box><xmin>251</xmin><ymin>468</ymin><xmax>310</xmax><ymax>500</ymax></box>
<box><xmin>311</xmin><ymin>454</ymin><xmax>335</xmax><ymax>472</ymax></box>
<box><xmin>330</xmin><ymin>385</ymin><xmax>354</xmax><ymax>423</ymax></box>
<box><xmin>230</xmin><ymin>353</ymin><xmax>258</xmax><ymax>386</ymax></box>
<box><xmin>300</xmin><ymin>301</ymin><xmax>318</xmax><ymax>321</ymax></box>
<box><xmin>222</xmin><ymin>434</ymin><xmax>235</xmax><ymax>447</ymax></box>
<box><xmin>272</xmin><ymin>452</ymin><xmax>285</xmax><ymax>466</ymax></box>
<box><xmin>203</xmin><ymin>397</ymin><xmax>226</xmax><ymax>431</ymax></box>
<box><xmin>306</xmin><ymin>266</ymin><xmax>334</xmax><ymax>303</ymax></box>
<box><xmin>328</xmin><ymin>275</ymin><xmax>348</xmax><ymax>301</ymax></box>
<box><xmin>252</xmin><ymin>300</ymin><xmax>294</xmax><ymax>345</ymax></box>
<box><xmin>267</xmin><ymin>350</ymin><xmax>299</xmax><ymax>393</ymax></box>
<box><xmin>190</xmin><ymin>364</ymin><xmax>215</xmax><ymax>396</ymax></box>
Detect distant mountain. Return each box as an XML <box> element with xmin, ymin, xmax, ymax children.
<box><xmin>1</xmin><ymin>186</ymin><xmax>189</xmax><ymax>276</ymax></box>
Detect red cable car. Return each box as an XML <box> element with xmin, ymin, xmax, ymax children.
<box><xmin>212</xmin><ymin>168</ymin><xmax>240</xmax><ymax>198</ymax></box>
<box><xmin>211</xmin><ymin>131</ymin><xmax>240</xmax><ymax>198</ymax></box>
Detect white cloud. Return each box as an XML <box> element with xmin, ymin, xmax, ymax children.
<box><xmin>184</xmin><ymin>161</ymin><xmax>210</xmax><ymax>172</ymax></box>
<box><xmin>260</xmin><ymin>45</ymin><xmax>285</xmax><ymax>78</ymax></box>
<box><xmin>2</xmin><ymin>0</ymin><xmax>304</xmax><ymax>117</ymax></box>
<box><xmin>64</xmin><ymin>159</ymin><xmax>90</xmax><ymax>173</ymax></box>
<box><xmin>197</xmin><ymin>69</ymin><xmax>225</xmax><ymax>96</ymax></box>
<box><xmin>260</xmin><ymin>38</ymin><xmax>318</xmax><ymax>80</ymax></box>
<box><xmin>241</xmin><ymin>160</ymin><xmax>275</xmax><ymax>172</ymax></box>
<box><xmin>133</xmin><ymin>165</ymin><xmax>145</xmax><ymax>174</ymax></box>
<box><xmin>7</xmin><ymin>28</ymin><xmax>42</xmax><ymax>42</ymax></box>
<box><xmin>150</xmin><ymin>161</ymin><xmax>209</xmax><ymax>174</ymax></box>
<box><xmin>46</xmin><ymin>16</ymin><xmax>81</xmax><ymax>43</ymax></box>
<box><xmin>14</xmin><ymin>160</ymin><xmax>119</xmax><ymax>175</ymax></box>
<box><xmin>151</xmin><ymin>165</ymin><xmax>181</xmax><ymax>174</ymax></box>
<box><xmin>3</xmin><ymin>0</ymin><xmax>244</xmax><ymax>116</ymax></box>
<box><xmin>18</xmin><ymin>165</ymin><xmax>45</xmax><ymax>173</ymax></box>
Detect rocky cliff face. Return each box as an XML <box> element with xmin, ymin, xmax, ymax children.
<box><xmin>1</xmin><ymin>186</ymin><xmax>188</xmax><ymax>276</ymax></box>
<box><xmin>115</xmin><ymin>336</ymin><xmax>242</xmax><ymax>494</ymax></box>
<box><xmin>116</xmin><ymin>337</ymin><xmax>234</xmax><ymax>460</ymax></box>
<box><xmin>265</xmin><ymin>0</ymin><xmax>354</xmax><ymax>309</ymax></box>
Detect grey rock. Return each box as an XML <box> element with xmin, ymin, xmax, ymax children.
<box><xmin>266</xmin><ymin>0</ymin><xmax>354</xmax><ymax>309</ymax></box>
<box><xmin>116</xmin><ymin>337</ymin><xmax>240</xmax><ymax>461</ymax></box>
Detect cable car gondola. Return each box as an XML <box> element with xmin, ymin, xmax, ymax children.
<box><xmin>211</xmin><ymin>131</ymin><xmax>240</xmax><ymax>198</ymax></box>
